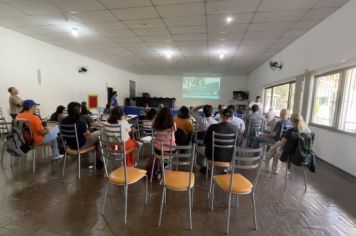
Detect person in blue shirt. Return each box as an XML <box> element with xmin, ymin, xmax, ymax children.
<box><xmin>110</xmin><ymin>91</ymin><xmax>119</xmax><ymax>107</ymax></box>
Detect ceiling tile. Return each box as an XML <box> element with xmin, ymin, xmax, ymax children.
<box><xmin>314</xmin><ymin>0</ymin><xmax>349</xmax><ymax>8</ymax></box>
<box><xmin>244</xmin><ymin>31</ymin><xmax>285</xmax><ymax>39</ymax></box>
<box><xmin>173</xmin><ymin>34</ymin><xmax>206</xmax><ymax>41</ymax></box>
<box><xmin>0</xmin><ymin>16</ymin><xmax>46</xmax><ymax>27</ymax></box>
<box><xmin>303</xmin><ymin>8</ymin><xmax>338</xmax><ymax>21</ymax></box>
<box><xmin>100</xmin><ymin>0</ymin><xmax>151</xmax><ymax>9</ymax></box>
<box><xmin>206</xmin><ymin>0</ymin><xmax>260</xmax><ymax>14</ymax></box>
<box><xmin>290</xmin><ymin>20</ymin><xmax>318</xmax><ymax>31</ymax></box>
<box><xmin>282</xmin><ymin>30</ymin><xmax>306</xmax><ymax>38</ymax></box>
<box><xmin>124</xmin><ymin>18</ymin><xmax>165</xmax><ymax>29</ymax></box>
<box><xmin>7</xmin><ymin>0</ymin><xmax>61</xmax><ymax>14</ymax></box>
<box><xmin>169</xmin><ymin>26</ymin><xmax>206</xmax><ymax>34</ymax></box>
<box><xmin>101</xmin><ymin>29</ymin><xmax>135</xmax><ymax>37</ymax></box>
<box><xmin>253</xmin><ymin>10</ymin><xmax>307</xmax><ymax>22</ymax></box>
<box><xmin>207</xmin><ymin>13</ymin><xmax>253</xmax><ymax>25</ymax></box>
<box><xmin>140</xmin><ymin>35</ymin><xmax>173</xmax><ymax>41</ymax></box>
<box><xmin>112</xmin><ymin>7</ymin><xmax>158</xmax><ymax>20</ymax></box>
<box><xmin>133</xmin><ymin>27</ymin><xmax>170</xmax><ymax>36</ymax></box>
<box><xmin>248</xmin><ymin>22</ymin><xmax>295</xmax><ymax>31</ymax></box>
<box><xmin>152</xmin><ymin>0</ymin><xmax>203</xmax><ymax>4</ymax></box>
<box><xmin>163</xmin><ymin>16</ymin><xmax>205</xmax><ymax>26</ymax></box>
<box><xmin>258</xmin><ymin>0</ymin><xmax>319</xmax><ymax>11</ymax></box>
<box><xmin>70</xmin><ymin>10</ymin><xmax>117</xmax><ymax>23</ymax></box>
<box><xmin>0</xmin><ymin>3</ymin><xmax>27</xmax><ymax>17</ymax></box>
<box><xmin>49</xmin><ymin>0</ymin><xmax>106</xmax><ymax>13</ymax></box>
<box><xmin>86</xmin><ymin>21</ymin><xmax>128</xmax><ymax>31</ymax></box>
<box><xmin>156</xmin><ymin>3</ymin><xmax>204</xmax><ymax>17</ymax></box>
<box><xmin>208</xmin><ymin>23</ymin><xmax>248</xmax><ymax>34</ymax></box>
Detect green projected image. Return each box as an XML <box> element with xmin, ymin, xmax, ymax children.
<box><xmin>182</xmin><ymin>77</ymin><xmax>220</xmax><ymax>99</ymax></box>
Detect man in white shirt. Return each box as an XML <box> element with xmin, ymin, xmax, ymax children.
<box><xmin>249</xmin><ymin>96</ymin><xmax>263</xmax><ymax>113</ymax></box>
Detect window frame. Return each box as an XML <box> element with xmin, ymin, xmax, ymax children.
<box><xmin>263</xmin><ymin>81</ymin><xmax>296</xmax><ymax>113</ymax></box>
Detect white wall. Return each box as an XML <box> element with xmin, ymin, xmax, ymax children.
<box><xmin>247</xmin><ymin>0</ymin><xmax>356</xmax><ymax>176</ymax></box>
<box><xmin>0</xmin><ymin>26</ymin><xmax>138</xmax><ymax>119</ymax></box>
<box><xmin>136</xmin><ymin>75</ymin><xmax>248</xmax><ymax>108</ymax></box>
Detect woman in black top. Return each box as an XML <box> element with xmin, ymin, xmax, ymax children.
<box><xmin>50</xmin><ymin>105</ymin><xmax>65</xmax><ymax>122</ymax></box>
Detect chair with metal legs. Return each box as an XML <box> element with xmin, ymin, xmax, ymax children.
<box><xmin>99</xmin><ymin>127</ymin><xmax>148</xmax><ymax>224</ymax></box>
<box><xmin>136</xmin><ymin>120</ymin><xmax>154</xmax><ymax>164</ymax></box>
<box><xmin>0</xmin><ymin>117</ymin><xmax>10</xmax><ymax>164</ymax></box>
<box><xmin>211</xmin><ymin>147</ymin><xmax>264</xmax><ymax>234</ymax></box>
<box><xmin>284</xmin><ymin>159</ymin><xmax>308</xmax><ymax>191</ymax></box>
<box><xmin>158</xmin><ymin>143</ymin><xmax>196</xmax><ymax>230</ymax></box>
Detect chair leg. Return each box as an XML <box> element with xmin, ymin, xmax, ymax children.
<box><xmin>145</xmin><ymin>175</ymin><xmax>148</xmax><ymax>204</ymax></box>
<box><xmin>304</xmin><ymin>168</ymin><xmax>308</xmax><ymax>191</ymax></box>
<box><xmin>32</xmin><ymin>149</ymin><xmax>36</xmax><ymax>173</ymax></box>
<box><xmin>124</xmin><ymin>185</ymin><xmax>128</xmax><ymax>224</ymax></box>
<box><xmin>1</xmin><ymin>142</ymin><xmax>5</xmax><ymax>165</ymax></box>
<box><xmin>62</xmin><ymin>153</ymin><xmax>67</xmax><ymax>176</ymax></box>
<box><xmin>158</xmin><ymin>187</ymin><xmax>166</xmax><ymax>226</ymax></box>
<box><xmin>211</xmin><ymin>182</ymin><xmax>215</xmax><ymax>211</ymax></box>
<box><xmin>227</xmin><ymin>192</ymin><xmax>232</xmax><ymax>234</ymax></box>
<box><xmin>150</xmin><ymin>157</ymin><xmax>156</xmax><ymax>183</ymax></box>
<box><xmin>191</xmin><ymin>187</ymin><xmax>194</xmax><ymax>208</ymax></box>
<box><xmin>284</xmin><ymin>165</ymin><xmax>288</xmax><ymax>190</ymax></box>
<box><xmin>205</xmin><ymin>162</ymin><xmax>209</xmax><ymax>182</ymax></box>
<box><xmin>208</xmin><ymin>165</ymin><xmax>214</xmax><ymax>199</ymax></box>
<box><xmin>252</xmin><ymin>191</ymin><xmax>258</xmax><ymax>230</ymax></box>
<box><xmin>188</xmin><ymin>188</ymin><xmax>193</xmax><ymax>230</ymax></box>
<box><xmin>101</xmin><ymin>181</ymin><xmax>109</xmax><ymax>215</ymax></box>
<box><xmin>78</xmin><ymin>154</ymin><xmax>81</xmax><ymax>179</ymax></box>
<box><xmin>234</xmin><ymin>195</ymin><xmax>239</xmax><ymax>208</ymax></box>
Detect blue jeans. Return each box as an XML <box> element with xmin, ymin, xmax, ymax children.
<box><xmin>40</xmin><ymin>125</ymin><xmax>60</xmax><ymax>157</ymax></box>
<box><xmin>252</xmin><ymin>135</ymin><xmax>277</xmax><ymax>148</ymax></box>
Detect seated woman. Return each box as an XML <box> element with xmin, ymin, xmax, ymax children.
<box><xmin>106</xmin><ymin>106</ymin><xmax>140</xmax><ymax>167</ymax></box>
<box><xmin>267</xmin><ymin>113</ymin><xmax>315</xmax><ymax>173</ymax></box>
<box><xmin>50</xmin><ymin>105</ymin><xmax>66</xmax><ymax>122</ymax></box>
<box><xmin>80</xmin><ymin>103</ymin><xmax>100</xmax><ymax>131</ymax></box>
<box><xmin>152</xmin><ymin>107</ymin><xmax>176</xmax><ymax>154</ymax></box>
<box><xmin>174</xmin><ymin>106</ymin><xmax>193</xmax><ymax>145</ymax></box>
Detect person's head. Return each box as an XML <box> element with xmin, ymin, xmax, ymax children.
<box><xmin>218</xmin><ymin>104</ymin><xmax>223</xmax><ymax>110</ymax></box>
<box><xmin>81</xmin><ymin>102</ymin><xmax>90</xmax><ymax>115</ymax></box>
<box><xmin>144</xmin><ymin>103</ymin><xmax>149</xmax><ymax>108</ymax></box>
<box><xmin>227</xmin><ymin>105</ymin><xmax>235</xmax><ymax>112</ymax></box>
<box><xmin>8</xmin><ymin>87</ymin><xmax>18</xmax><ymax>95</ymax></box>
<box><xmin>159</xmin><ymin>103</ymin><xmax>164</xmax><ymax>109</ymax></box>
<box><xmin>112</xmin><ymin>91</ymin><xmax>117</xmax><ymax>97</ymax></box>
<box><xmin>67</xmin><ymin>102</ymin><xmax>81</xmax><ymax>120</ymax></box>
<box><xmin>269</xmin><ymin>107</ymin><xmax>274</xmax><ymax>112</ymax></box>
<box><xmin>22</xmin><ymin>99</ymin><xmax>37</xmax><ymax>113</ymax></box>
<box><xmin>203</xmin><ymin>104</ymin><xmax>213</xmax><ymax>117</ymax></box>
<box><xmin>105</xmin><ymin>103</ymin><xmax>110</xmax><ymax>109</ymax></box>
<box><xmin>256</xmin><ymin>96</ymin><xmax>261</xmax><ymax>102</ymax></box>
<box><xmin>146</xmin><ymin>108</ymin><xmax>157</xmax><ymax>120</ymax></box>
<box><xmin>177</xmin><ymin>106</ymin><xmax>190</xmax><ymax>119</ymax></box>
<box><xmin>220</xmin><ymin>108</ymin><xmax>233</xmax><ymax>123</ymax></box>
<box><xmin>56</xmin><ymin>105</ymin><xmax>65</xmax><ymax>114</ymax></box>
<box><xmin>290</xmin><ymin>113</ymin><xmax>311</xmax><ymax>134</ymax></box>
<box><xmin>108</xmin><ymin>106</ymin><xmax>124</xmax><ymax>123</ymax></box>
<box><xmin>280</xmin><ymin>109</ymin><xmax>289</xmax><ymax>120</ymax></box>
<box><xmin>153</xmin><ymin>107</ymin><xmax>173</xmax><ymax>130</ymax></box>
<box><xmin>251</xmin><ymin>104</ymin><xmax>259</xmax><ymax>113</ymax></box>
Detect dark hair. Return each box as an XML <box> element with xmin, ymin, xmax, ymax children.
<box><xmin>105</xmin><ymin>103</ymin><xmax>110</xmax><ymax>109</ymax></box>
<box><xmin>203</xmin><ymin>105</ymin><xmax>213</xmax><ymax>117</ymax></box>
<box><xmin>252</xmin><ymin>104</ymin><xmax>259</xmax><ymax>112</ymax></box>
<box><xmin>67</xmin><ymin>102</ymin><xmax>81</xmax><ymax>122</ymax></box>
<box><xmin>50</xmin><ymin>105</ymin><xmax>65</xmax><ymax>121</ymax></box>
<box><xmin>153</xmin><ymin>107</ymin><xmax>174</xmax><ymax>130</ymax></box>
<box><xmin>112</xmin><ymin>91</ymin><xmax>117</xmax><ymax>96</ymax></box>
<box><xmin>177</xmin><ymin>106</ymin><xmax>189</xmax><ymax>119</ymax></box>
<box><xmin>108</xmin><ymin>106</ymin><xmax>124</xmax><ymax>124</ymax></box>
<box><xmin>81</xmin><ymin>102</ymin><xmax>91</xmax><ymax>115</ymax></box>
<box><xmin>227</xmin><ymin>105</ymin><xmax>235</xmax><ymax>112</ymax></box>
<box><xmin>218</xmin><ymin>104</ymin><xmax>223</xmax><ymax>110</ymax></box>
<box><xmin>146</xmin><ymin>108</ymin><xmax>157</xmax><ymax>120</ymax></box>
<box><xmin>8</xmin><ymin>87</ymin><xmax>14</xmax><ymax>93</ymax></box>
<box><xmin>256</xmin><ymin>96</ymin><xmax>261</xmax><ymax>99</ymax></box>
<box><xmin>23</xmin><ymin>106</ymin><xmax>31</xmax><ymax>111</ymax></box>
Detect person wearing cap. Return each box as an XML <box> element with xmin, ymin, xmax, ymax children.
<box><xmin>16</xmin><ymin>100</ymin><xmax>63</xmax><ymax>160</ymax></box>
<box><xmin>8</xmin><ymin>87</ymin><xmax>23</xmax><ymax>120</ymax></box>
<box><xmin>204</xmin><ymin>108</ymin><xmax>242</xmax><ymax>163</ymax></box>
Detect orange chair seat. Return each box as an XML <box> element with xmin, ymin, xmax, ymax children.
<box><xmin>213</xmin><ymin>173</ymin><xmax>253</xmax><ymax>194</ymax></box>
<box><xmin>164</xmin><ymin>170</ymin><xmax>195</xmax><ymax>190</ymax></box>
<box><xmin>209</xmin><ymin>160</ymin><xmax>230</xmax><ymax>167</ymax></box>
<box><xmin>109</xmin><ymin>167</ymin><xmax>147</xmax><ymax>185</ymax></box>
<box><xmin>66</xmin><ymin>146</ymin><xmax>96</xmax><ymax>155</ymax></box>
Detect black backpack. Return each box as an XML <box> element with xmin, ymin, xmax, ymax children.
<box><xmin>290</xmin><ymin>133</ymin><xmax>315</xmax><ymax>167</ymax></box>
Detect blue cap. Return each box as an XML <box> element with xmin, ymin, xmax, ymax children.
<box><xmin>22</xmin><ymin>99</ymin><xmax>38</xmax><ymax>108</ymax></box>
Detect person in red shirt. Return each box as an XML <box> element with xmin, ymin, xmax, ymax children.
<box><xmin>16</xmin><ymin>100</ymin><xmax>63</xmax><ymax>160</ymax></box>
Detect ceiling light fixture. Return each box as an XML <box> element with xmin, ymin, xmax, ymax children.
<box><xmin>225</xmin><ymin>16</ymin><xmax>234</xmax><ymax>24</ymax></box>
<box><xmin>165</xmin><ymin>51</ymin><xmax>172</xmax><ymax>60</ymax></box>
<box><xmin>219</xmin><ymin>51</ymin><xmax>225</xmax><ymax>60</ymax></box>
<box><xmin>71</xmin><ymin>27</ymin><xmax>79</xmax><ymax>37</ymax></box>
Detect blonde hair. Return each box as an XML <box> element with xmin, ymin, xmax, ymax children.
<box><xmin>290</xmin><ymin>114</ymin><xmax>311</xmax><ymax>134</ymax></box>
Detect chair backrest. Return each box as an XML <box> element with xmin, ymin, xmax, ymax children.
<box><xmin>159</xmin><ymin>142</ymin><xmax>196</xmax><ymax>190</ymax></box>
<box><xmin>137</xmin><ymin>120</ymin><xmax>153</xmax><ymax>139</ymax></box>
<box><xmin>232</xmin><ymin>147</ymin><xmax>264</xmax><ymax>189</ymax></box>
<box><xmin>59</xmin><ymin>123</ymin><xmax>80</xmax><ymax>151</ymax></box>
<box><xmin>280</xmin><ymin>123</ymin><xmax>292</xmax><ymax>139</ymax></box>
<box><xmin>0</xmin><ymin>117</ymin><xmax>9</xmax><ymax>139</ymax></box>
<box><xmin>0</xmin><ymin>107</ymin><xmax>2</xmax><ymax>117</ymax></box>
<box><xmin>152</xmin><ymin>128</ymin><xmax>174</xmax><ymax>157</ymax></box>
<box><xmin>99</xmin><ymin>126</ymin><xmax>127</xmax><ymax>182</ymax></box>
<box><xmin>247</xmin><ymin>118</ymin><xmax>265</xmax><ymax>138</ymax></box>
<box><xmin>212</xmin><ymin>131</ymin><xmax>239</xmax><ymax>163</ymax></box>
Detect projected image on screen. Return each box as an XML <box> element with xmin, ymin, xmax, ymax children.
<box><xmin>183</xmin><ymin>77</ymin><xmax>221</xmax><ymax>99</ymax></box>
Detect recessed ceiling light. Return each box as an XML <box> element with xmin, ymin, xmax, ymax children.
<box><xmin>225</xmin><ymin>16</ymin><xmax>234</xmax><ymax>24</ymax></box>
<box><xmin>165</xmin><ymin>51</ymin><xmax>172</xmax><ymax>60</ymax></box>
<box><xmin>219</xmin><ymin>51</ymin><xmax>225</xmax><ymax>60</ymax></box>
<box><xmin>71</xmin><ymin>27</ymin><xmax>79</xmax><ymax>37</ymax></box>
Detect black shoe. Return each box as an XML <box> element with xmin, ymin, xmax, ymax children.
<box><xmin>96</xmin><ymin>160</ymin><xmax>104</xmax><ymax>170</ymax></box>
<box><xmin>199</xmin><ymin>167</ymin><xmax>207</xmax><ymax>173</ymax></box>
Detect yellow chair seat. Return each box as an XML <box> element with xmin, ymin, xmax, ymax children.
<box><xmin>66</xmin><ymin>145</ymin><xmax>96</xmax><ymax>155</ymax></box>
<box><xmin>213</xmin><ymin>173</ymin><xmax>253</xmax><ymax>194</ymax></box>
<box><xmin>109</xmin><ymin>167</ymin><xmax>147</xmax><ymax>185</ymax></box>
<box><xmin>209</xmin><ymin>160</ymin><xmax>230</xmax><ymax>167</ymax></box>
<box><xmin>164</xmin><ymin>170</ymin><xmax>195</xmax><ymax>190</ymax></box>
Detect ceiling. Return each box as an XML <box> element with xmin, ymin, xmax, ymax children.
<box><xmin>0</xmin><ymin>0</ymin><xmax>350</xmax><ymax>76</ymax></box>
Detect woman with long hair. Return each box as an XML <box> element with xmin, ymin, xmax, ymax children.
<box><xmin>152</xmin><ymin>107</ymin><xmax>176</xmax><ymax>154</ymax></box>
<box><xmin>50</xmin><ymin>105</ymin><xmax>66</xmax><ymax>122</ymax></box>
<box><xmin>174</xmin><ymin>106</ymin><xmax>193</xmax><ymax>145</ymax></box>
<box><xmin>106</xmin><ymin>106</ymin><xmax>139</xmax><ymax>167</ymax></box>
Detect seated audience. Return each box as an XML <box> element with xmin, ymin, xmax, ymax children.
<box><xmin>246</xmin><ymin>104</ymin><xmax>266</xmax><ymax>143</ymax></box>
<box><xmin>50</xmin><ymin>105</ymin><xmax>66</xmax><ymax>122</ymax></box>
<box><xmin>204</xmin><ymin>108</ymin><xmax>241</xmax><ymax>162</ymax></box>
<box><xmin>158</xmin><ymin>103</ymin><xmax>165</xmax><ymax>109</ymax></box>
<box><xmin>16</xmin><ymin>100</ymin><xmax>63</xmax><ymax>160</ymax></box>
<box><xmin>214</xmin><ymin>104</ymin><xmax>226</xmax><ymax>121</ymax></box>
<box><xmin>174</xmin><ymin>106</ymin><xmax>194</xmax><ymax>145</ymax></box>
<box><xmin>81</xmin><ymin>102</ymin><xmax>92</xmax><ymax>115</ymax></box>
<box><xmin>106</xmin><ymin>107</ymin><xmax>140</xmax><ymax>167</ymax></box>
<box><xmin>61</xmin><ymin>102</ymin><xmax>103</xmax><ymax>169</ymax></box>
<box><xmin>252</xmin><ymin>109</ymin><xmax>291</xmax><ymax>148</ymax></box>
<box><xmin>103</xmin><ymin>103</ymin><xmax>111</xmax><ymax>114</ymax></box>
<box><xmin>80</xmin><ymin>103</ymin><xmax>100</xmax><ymax>131</ymax></box>
<box><xmin>191</xmin><ymin>104</ymin><xmax>218</xmax><ymax>139</ymax></box>
<box><xmin>227</xmin><ymin>105</ymin><xmax>245</xmax><ymax>133</ymax></box>
<box><xmin>145</xmin><ymin>108</ymin><xmax>157</xmax><ymax>121</ymax></box>
<box><xmin>152</xmin><ymin>107</ymin><xmax>176</xmax><ymax>154</ymax></box>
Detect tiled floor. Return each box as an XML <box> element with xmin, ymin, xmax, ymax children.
<box><xmin>0</xmin><ymin>147</ymin><xmax>355</xmax><ymax>236</ymax></box>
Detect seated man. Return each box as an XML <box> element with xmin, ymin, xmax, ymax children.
<box><xmin>61</xmin><ymin>102</ymin><xmax>103</xmax><ymax>169</ymax></box>
<box><xmin>16</xmin><ymin>100</ymin><xmax>63</xmax><ymax>160</ymax></box>
<box><xmin>226</xmin><ymin>105</ymin><xmax>245</xmax><ymax>133</ymax></box>
<box><xmin>246</xmin><ymin>104</ymin><xmax>266</xmax><ymax>144</ymax></box>
<box><xmin>204</xmin><ymin>108</ymin><xmax>241</xmax><ymax>162</ymax></box>
<box><xmin>252</xmin><ymin>109</ymin><xmax>291</xmax><ymax>148</ymax></box>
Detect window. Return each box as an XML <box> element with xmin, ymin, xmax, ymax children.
<box><xmin>311</xmin><ymin>65</ymin><xmax>356</xmax><ymax>134</ymax></box>
<box><xmin>263</xmin><ymin>82</ymin><xmax>295</xmax><ymax>113</ymax></box>
<box><xmin>311</xmin><ymin>73</ymin><xmax>340</xmax><ymax>127</ymax></box>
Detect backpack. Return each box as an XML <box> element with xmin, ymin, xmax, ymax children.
<box><xmin>5</xmin><ymin>126</ymin><xmax>31</xmax><ymax>157</ymax></box>
<box><xmin>290</xmin><ymin>133</ymin><xmax>315</xmax><ymax>167</ymax></box>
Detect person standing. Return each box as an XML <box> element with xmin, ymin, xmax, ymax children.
<box><xmin>249</xmin><ymin>96</ymin><xmax>263</xmax><ymax>113</ymax></box>
<box><xmin>8</xmin><ymin>87</ymin><xmax>23</xmax><ymax>119</ymax></box>
<box><xmin>110</xmin><ymin>91</ymin><xmax>119</xmax><ymax>108</ymax></box>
